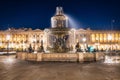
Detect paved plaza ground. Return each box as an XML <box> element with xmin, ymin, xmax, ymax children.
<box><xmin>0</xmin><ymin>55</ymin><xmax>120</xmax><ymax>80</ymax></box>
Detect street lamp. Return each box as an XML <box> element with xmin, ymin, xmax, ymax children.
<box><xmin>104</xmin><ymin>34</ymin><xmax>113</xmax><ymax>63</ymax></box>
<box><xmin>33</xmin><ymin>38</ymin><xmax>36</xmax><ymax>52</ymax></box>
<box><xmin>4</xmin><ymin>34</ymin><xmax>15</xmax><ymax>63</ymax></box>
<box><xmin>96</xmin><ymin>38</ymin><xmax>99</xmax><ymax>51</ymax></box>
<box><xmin>108</xmin><ymin>34</ymin><xmax>112</xmax><ymax>57</ymax></box>
<box><xmin>108</xmin><ymin>34</ymin><xmax>112</xmax><ymax>50</ymax></box>
<box><xmin>82</xmin><ymin>37</ymin><xmax>86</xmax><ymax>52</ymax></box>
<box><xmin>6</xmin><ymin>34</ymin><xmax>10</xmax><ymax>55</ymax></box>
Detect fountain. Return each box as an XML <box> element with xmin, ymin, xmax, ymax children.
<box><xmin>44</xmin><ymin>7</ymin><xmax>75</xmax><ymax>53</ymax></box>
<box><xmin>16</xmin><ymin>7</ymin><xmax>106</xmax><ymax>62</ymax></box>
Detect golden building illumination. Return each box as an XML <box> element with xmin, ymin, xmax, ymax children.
<box><xmin>0</xmin><ymin>7</ymin><xmax>120</xmax><ymax>53</ymax></box>
<box><xmin>0</xmin><ymin>28</ymin><xmax>120</xmax><ymax>52</ymax></box>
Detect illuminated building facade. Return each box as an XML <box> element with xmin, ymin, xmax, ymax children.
<box><xmin>0</xmin><ymin>7</ymin><xmax>120</xmax><ymax>52</ymax></box>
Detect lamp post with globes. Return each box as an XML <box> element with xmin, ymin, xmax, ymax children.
<box><xmin>5</xmin><ymin>34</ymin><xmax>14</xmax><ymax>63</ymax></box>
<box><xmin>6</xmin><ymin>35</ymin><xmax>10</xmax><ymax>56</ymax></box>
<box><xmin>108</xmin><ymin>35</ymin><xmax>112</xmax><ymax>49</ymax></box>
<box><xmin>33</xmin><ymin>38</ymin><xmax>36</xmax><ymax>52</ymax></box>
<box><xmin>108</xmin><ymin>34</ymin><xmax>112</xmax><ymax>57</ymax></box>
<box><xmin>82</xmin><ymin>37</ymin><xmax>86</xmax><ymax>52</ymax></box>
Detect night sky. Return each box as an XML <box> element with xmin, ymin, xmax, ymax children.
<box><xmin>0</xmin><ymin>0</ymin><xmax>120</xmax><ymax>30</ymax></box>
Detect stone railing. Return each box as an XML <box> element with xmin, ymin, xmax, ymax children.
<box><xmin>16</xmin><ymin>52</ymin><xmax>105</xmax><ymax>62</ymax></box>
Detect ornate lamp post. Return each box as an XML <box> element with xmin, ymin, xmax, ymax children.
<box><xmin>104</xmin><ymin>34</ymin><xmax>113</xmax><ymax>63</ymax></box>
<box><xmin>96</xmin><ymin>38</ymin><xmax>99</xmax><ymax>52</ymax></box>
<box><xmin>82</xmin><ymin>37</ymin><xmax>86</xmax><ymax>52</ymax></box>
<box><xmin>108</xmin><ymin>35</ymin><xmax>112</xmax><ymax>50</ymax></box>
<box><xmin>6</xmin><ymin>35</ymin><xmax>10</xmax><ymax>55</ymax></box>
<box><xmin>4</xmin><ymin>34</ymin><xmax>15</xmax><ymax>63</ymax></box>
<box><xmin>33</xmin><ymin>38</ymin><xmax>36</xmax><ymax>52</ymax></box>
<box><xmin>108</xmin><ymin>34</ymin><xmax>112</xmax><ymax>57</ymax></box>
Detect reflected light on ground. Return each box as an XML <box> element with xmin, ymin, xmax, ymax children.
<box><xmin>104</xmin><ymin>56</ymin><xmax>120</xmax><ymax>64</ymax></box>
<box><xmin>34</xmin><ymin>51</ymin><xmax>37</xmax><ymax>54</ymax></box>
<box><xmin>3</xmin><ymin>57</ymin><xmax>14</xmax><ymax>64</ymax></box>
<box><xmin>104</xmin><ymin>58</ymin><xmax>114</xmax><ymax>63</ymax></box>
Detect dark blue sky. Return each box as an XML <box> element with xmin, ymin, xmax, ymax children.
<box><xmin>0</xmin><ymin>0</ymin><xmax>120</xmax><ymax>30</ymax></box>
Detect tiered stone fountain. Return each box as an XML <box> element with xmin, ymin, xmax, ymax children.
<box><xmin>17</xmin><ymin>7</ymin><xmax>105</xmax><ymax>62</ymax></box>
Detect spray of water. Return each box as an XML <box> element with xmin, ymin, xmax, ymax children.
<box><xmin>65</xmin><ymin>14</ymin><xmax>82</xmax><ymax>29</ymax></box>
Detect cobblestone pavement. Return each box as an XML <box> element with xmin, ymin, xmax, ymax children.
<box><xmin>0</xmin><ymin>55</ymin><xmax>120</xmax><ymax>80</ymax></box>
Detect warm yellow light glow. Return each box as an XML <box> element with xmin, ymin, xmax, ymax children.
<box><xmin>34</xmin><ymin>51</ymin><xmax>37</xmax><ymax>54</ymax></box>
<box><xmin>0</xmin><ymin>42</ymin><xmax>2</xmax><ymax>46</ymax></box>
<box><xmin>33</xmin><ymin>38</ymin><xmax>36</xmax><ymax>42</ymax></box>
<box><xmin>96</xmin><ymin>37</ymin><xmax>98</xmax><ymax>41</ymax></box>
<box><xmin>91</xmin><ymin>34</ymin><xmax>95</xmax><ymax>42</ymax></box>
<box><xmin>6</xmin><ymin>34</ymin><xmax>10</xmax><ymax>40</ymax></box>
<box><xmin>7</xmin><ymin>57</ymin><xmax>14</xmax><ymax>63</ymax></box>
<box><xmin>4</xmin><ymin>57</ymin><xmax>14</xmax><ymax>64</ymax></box>
<box><xmin>82</xmin><ymin>37</ymin><xmax>86</xmax><ymax>42</ymax></box>
<box><xmin>108</xmin><ymin>34</ymin><xmax>112</xmax><ymax>41</ymax></box>
<box><xmin>104</xmin><ymin>56</ymin><xmax>113</xmax><ymax>63</ymax></box>
<box><xmin>104</xmin><ymin>56</ymin><xmax>120</xmax><ymax>64</ymax></box>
